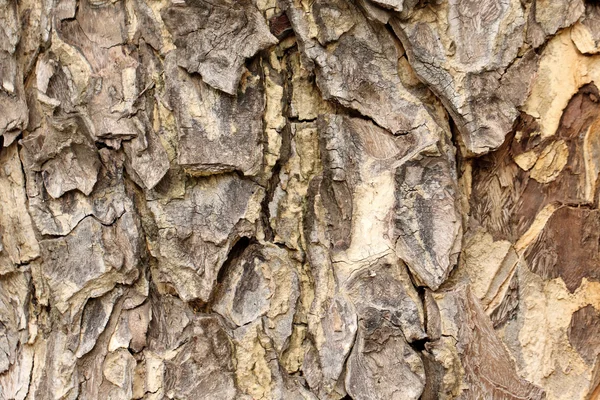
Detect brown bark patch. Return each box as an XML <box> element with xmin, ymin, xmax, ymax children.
<box><xmin>524</xmin><ymin>207</ymin><xmax>600</xmax><ymax>292</ymax></box>
<box><xmin>569</xmin><ymin>305</ymin><xmax>600</xmax><ymax>364</ymax></box>
<box><xmin>471</xmin><ymin>84</ymin><xmax>600</xmax><ymax>242</ymax></box>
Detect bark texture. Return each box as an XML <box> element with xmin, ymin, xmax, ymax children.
<box><xmin>1</xmin><ymin>0</ymin><xmax>600</xmax><ymax>399</ymax></box>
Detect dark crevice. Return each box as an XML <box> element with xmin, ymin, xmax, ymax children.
<box><xmin>94</xmin><ymin>141</ymin><xmax>111</xmax><ymax>150</ymax></box>
<box><xmin>331</xmin><ymin>98</ymin><xmax>397</xmax><ymax>135</ymax></box>
<box><xmin>219</xmin><ymin>236</ymin><xmax>253</xmax><ymax>285</ymax></box>
<box><xmin>402</xmin><ymin>260</ymin><xmax>424</xmax><ymax>293</ymax></box>
<box><xmin>272</xmin><ymin>240</ymin><xmax>302</xmax><ymax>261</ymax></box>
<box><xmin>261</xmin><ymin>113</ymin><xmax>290</xmax><ymax>240</ymax></box>
<box><xmin>200</xmin><ymin>236</ymin><xmax>255</xmax><ymax>310</ymax></box>
<box><xmin>261</xmin><ymin>50</ymin><xmax>292</xmax><ymax>242</ymax></box>
<box><xmin>261</xmin><ymin>168</ymin><xmax>278</xmax><ymax>241</ymax></box>
<box><xmin>384</xmin><ymin>22</ymin><xmax>405</xmax><ymax>52</ymax></box>
<box><xmin>231</xmin><ymin>169</ymin><xmax>254</xmax><ymax>185</ymax></box>
<box><xmin>410</xmin><ymin>337</ymin><xmax>429</xmax><ymax>353</ymax></box>
<box><xmin>287</xmin><ymin>116</ymin><xmax>317</xmax><ymax>123</ymax></box>
<box><xmin>416</xmin><ymin>285</ymin><xmax>430</xmax><ymax>336</ymax></box>
<box><xmin>447</xmin><ymin>113</ymin><xmax>468</xmax><ymax>171</ymax></box>
<box><xmin>187</xmin><ymin>236</ymin><xmax>255</xmax><ymax>314</ymax></box>
<box><xmin>411</xmin><ymin>286</ymin><xmax>433</xmax><ymax>352</ymax></box>
<box><xmin>260</xmin><ymin>43</ymin><xmax>296</xmax><ymax>241</ymax></box>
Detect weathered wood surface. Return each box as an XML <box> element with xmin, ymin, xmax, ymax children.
<box><xmin>1</xmin><ymin>0</ymin><xmax>599</xmax><ymax>399</ymax></box>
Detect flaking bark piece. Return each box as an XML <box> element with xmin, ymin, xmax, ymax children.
<box><xmin>162</xmin><ymin>0</ymin><xmax>278</xmax><ymax>95</ymax></box>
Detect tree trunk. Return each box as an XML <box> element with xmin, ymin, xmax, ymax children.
<box><xmin>1</xmin><ymin>0</ymin><xmax>599</xmax><ymax>399</ymax></box>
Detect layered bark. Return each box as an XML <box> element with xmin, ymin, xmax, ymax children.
<box><xmin>1</xmin><ymin>0</ymin><xmax>599</xmax><ymax>399</ymax></box>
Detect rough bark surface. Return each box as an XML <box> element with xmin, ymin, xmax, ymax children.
<box><xmin>0</xmin><ymin>0</ymin><xmax>599</xmax><ymax>399</ymax></box>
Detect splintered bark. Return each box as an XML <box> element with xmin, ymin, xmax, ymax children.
<box><xmin>1</xmin><ymin>0</ymin><xmax>600</xmax><ymax>399</ymax></box>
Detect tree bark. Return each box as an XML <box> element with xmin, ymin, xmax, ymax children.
<box><xmin>1</xmin><ymin>0</ymin><xmax>599</xmax><ymax>399</ymax></box>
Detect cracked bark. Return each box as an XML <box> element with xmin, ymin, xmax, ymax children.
<box><xmin>1</xmin><ymin>0</ymin><xmax>600</xmax><ymax>399</ymax></box>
